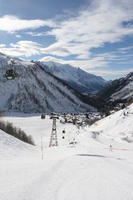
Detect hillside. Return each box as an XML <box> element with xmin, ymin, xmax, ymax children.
<box><xmin>88</xmin><ymin>103</ymin><xmax>133</xmax><ymax>144</ymax></box>
<box><xmin>0</xmin><ymin>53</ymin><xmax>96</xmax><ymax>113</ymax></box>
<box><xmin>97</xmin><ymin>72</ymin><xmax>133</xmax><ymax>108</ymax></box>
<box><xmin>0</xmin><ymin>129</ymin><xmax>37</xmax><ymax>160</ymax></box>
<box><xmin>40</xmin><ymin>61</ymin><xmax>106</xmax><ymax>95</ymax></box>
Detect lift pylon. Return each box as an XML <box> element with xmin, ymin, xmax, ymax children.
<box><xmin>49</xmin><ymin>113</ymin><xmax>59</xmax><ymax>147</ymax></box>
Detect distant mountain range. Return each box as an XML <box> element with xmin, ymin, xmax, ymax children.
<box><xmin>0</xmin><ymin>53</ymin><xmax>96</xmax><ymax>113</ymax></box>
<box><xmin>40</xmin><ymin>61</ymin><xmax>133</xmax><ymax>111</ymax></box>
<box><xmin>40</xmin><ymin>61</ymin><xmax>106</xmax><ymax>95</ymax></box>
<box><xmin>0</xmin><ymin>52</ymin><xmax>132</xmax><ymax>113</ymax></box>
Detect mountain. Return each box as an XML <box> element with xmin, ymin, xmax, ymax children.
<box><xmin>96</xmin><ymin>72</ymin><xmax>133</xmax><ymax>109</ymax></box>
<box><xmin>0</xmin><ymin>53</ymin><xmax>96</xmax><ymax>113</ymax></box>
<box><xmin>40</xmin><ymin>61</ymin><xmax>106</xmax><ymax>95</ymax></box>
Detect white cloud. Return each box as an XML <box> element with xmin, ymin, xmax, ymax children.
<box><xmin>0</xmin><ymin>40</ymin><xmax>71</xmax><ymax>57</ymax></box>
<box><xmin>46</xmin><ymin>0</ymin><xmax>133</xmax><ymax>58</ymax></box>
<box><xmin>0</xmin><ymin>44</ymin><xmax>6</xmax><ymax>48</ymax></box>
<box><xmin>118</xmin><ymin>46</ymin><xmax>133</xmax><ymax>54</ymax></box>
<box><xmin>0</xmin><ymin>15</ymin><xmax>54</xmax><ymax>33</ymax></box>
<box><xmin>0</xmin><ymin>41</ymin><xmax>42</xmax><ymax>57</ymax></box>
<box><xmin>16</xmin><ymin>34</ymin><xmax>21</xmax><ymax>38</ymax></box>
<box><xmin>25</xmin><ymin>32</ymin><xmax>46</xmax><ymax>37</ymax></box>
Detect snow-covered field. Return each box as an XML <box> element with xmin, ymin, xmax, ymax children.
<box><xmin>0</xmin><ymin>105</ymin><xmax>133</xmax><ymax>200</ymax></box>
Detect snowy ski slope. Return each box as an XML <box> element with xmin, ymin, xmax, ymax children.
<box><xmin>0</xmin><ymin>104</ymin><xmax>133</xmax><ymax>200</ymax></box>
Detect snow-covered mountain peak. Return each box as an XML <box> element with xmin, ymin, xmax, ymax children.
<box><xmin>0</xmin><ymin>52</ymin><xmax>96</xmax><ymax>113</ymax></box>
<box><xmin>41</xmin><ymin>61</ymin><xmax>106</xmax><ymax>94</ymax></box>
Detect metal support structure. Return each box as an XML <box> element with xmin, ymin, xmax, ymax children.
<box><xmin>49</xmin><ymin>114</ymin><xmax>58</xmax><ymax>147</ymax></box>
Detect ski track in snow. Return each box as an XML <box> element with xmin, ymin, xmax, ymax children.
<box><xmin>1</xmin><ymin>148</ymin><xmax>133</xmax><ymax>200</ymax></box>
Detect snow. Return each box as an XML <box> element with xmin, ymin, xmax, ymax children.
<box><xmin>88</xmin><ymin>103</ymin><xmax>133</xmax><ymax>144</ymax></box>
<box><xmin>0</xmin><ymin>129</ymin><xmax>39</xmax><ymax>160</ymax></box>
<box><xmin>0</xmin><ymin>104</ymin><xmax>133</xmax><ymax>200</ymax></box>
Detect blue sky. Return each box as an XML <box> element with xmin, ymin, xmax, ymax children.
<box><xmin>0</xmin><ymin>0</ymin><xmax>133</xmax><ymax>79</ymax></box>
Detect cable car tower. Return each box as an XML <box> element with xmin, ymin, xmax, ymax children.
<box><xmin>49</xmin><ymin>113</ymin><xmax>59</xmax><ymax>147</ymax></box>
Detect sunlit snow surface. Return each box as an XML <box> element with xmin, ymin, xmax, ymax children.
<box><xmin>0</xmin><ymin>104</ymin><xmax>133</xmax><ymax>200</ymax></box>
